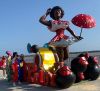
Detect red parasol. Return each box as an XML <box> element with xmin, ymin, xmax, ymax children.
<box><xmin>72</xmin><ymin>14</ymin><xmax>96</xmax><ymax>36</ymax></box>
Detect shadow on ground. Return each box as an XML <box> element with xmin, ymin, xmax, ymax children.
<box><xmin>0</xmin><ymin>79</ymin><xmax>56</xmax><ymax>91</ymax></box>
<box><xmin>0</xmin><ymin>78</ymin><xmax>100</xmax><ymax>91</ymax></box>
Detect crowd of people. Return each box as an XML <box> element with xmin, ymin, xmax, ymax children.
<box><xmin>0</xmin><ymin>51</ymin><xmax>26</xmax><ymax>86</ymax></box>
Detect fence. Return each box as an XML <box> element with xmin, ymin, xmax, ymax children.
<box><xmin>24</xmin><ymin>51</ymin><xmax>100</xmax><ymax>66</ymax></box>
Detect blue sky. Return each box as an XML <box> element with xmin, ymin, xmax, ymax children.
<box><xmin>0</xmin><ymin>0</ymin><xmax>100</xmax><ymax>56</ymax></box>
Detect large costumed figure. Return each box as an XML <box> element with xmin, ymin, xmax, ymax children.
<box><xmin>39</xmin><ymin>6</ymin><xmax>80</xmax><ymax>66</ymax></box>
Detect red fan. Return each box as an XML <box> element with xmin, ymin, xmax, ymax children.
<box><xmin>72</xmin><ymin>14</ymin><xmax>96</xmax><ymax>36</ymax></box>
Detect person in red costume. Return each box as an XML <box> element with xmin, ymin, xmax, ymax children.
<box><xmin>11</xmin><ymin>52</ymin><xmax>19</xmax><ymax>86</ymax></box>
<box><xmin>39</xmin><ymin>6</ymin><xmax>80</xmax><ymax>65</ymax></box>
<box><xmin>0</xmin><ymin>56</ymin><xmax>7</xmax><ymax>79</ymax></box>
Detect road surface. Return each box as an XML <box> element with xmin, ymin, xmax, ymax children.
<box><xmin>0</xmin><ymin>70</ymin><xmax>100</xmax><ymax>91</ymax></box>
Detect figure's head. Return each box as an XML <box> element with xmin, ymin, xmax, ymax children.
<box><xmin>2</xmin><ymin>56</ymin><xmax>5</xmax><ymax>60</ymax></box>
<box><xmin>13</xmin><ymin>52</ymin><xmax>18</xmax><ymax>58</ymax></box>
<box><xmin>50</xmin><ymin>6</ymin><xmax>64</xmax><ymax>20</ymax></box>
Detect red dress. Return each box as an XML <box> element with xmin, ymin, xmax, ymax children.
<box><xmin>48</xmin><ymin>20</ymin><xmax>70</xmax><ymax>61</ymax></box>
<box><xmin>48</xmin><ymin>20</ymin><xmax>69</xmax><ymax>42</ymax></box>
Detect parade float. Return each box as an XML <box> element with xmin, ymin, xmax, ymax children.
<box><xmin>25</xmin><ymin>41</ymin><xmax>100</xmax><ymax>89</ymax></box>
<box><xmin>25</xmin><ymin>6</ymin><xmax>100</xmax><ymax>89</ymax></box>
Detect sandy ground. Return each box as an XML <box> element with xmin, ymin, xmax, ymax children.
<box><xmin>0</xmin><ymin>70</ymin><xmax>100</xmax><ymax>91</ymax></box>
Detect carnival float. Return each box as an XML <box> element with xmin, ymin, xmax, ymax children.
<box><xmin>25</xmin><ymin>6</ymin><xmax>100</xmax><ymax>89</ymax></box>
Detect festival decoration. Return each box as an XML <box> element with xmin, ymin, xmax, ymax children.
<box><xmin>72</xmin><ymin>14</ymin><xmax>96</xmax><ymax>36</ymax></box>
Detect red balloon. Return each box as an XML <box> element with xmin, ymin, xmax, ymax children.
<box><xmin>72</xmin><ymin>14</ymin><xmax>96</xmax><ymax>28</ymax></box>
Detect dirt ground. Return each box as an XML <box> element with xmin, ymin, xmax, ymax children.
<box><xmin>0</xmin><ymin>70</ymin><xmax>100</xmax><ymax>91</ymax></box>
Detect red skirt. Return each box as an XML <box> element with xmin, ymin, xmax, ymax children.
<box><xmin>50</xmin><ymin>34</ymin><xmax>68</xmax><ymax>42</ymax></box>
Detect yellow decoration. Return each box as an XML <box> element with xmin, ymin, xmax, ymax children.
<box><xmin>20</xmin><ymin>62</ymin><xmax>23</xmax><ymax>67</ymax></box>
<box><xmin>39</xmin><ymin>48</ymin><xmax>55</xmax><ymax>71</ymax></box>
